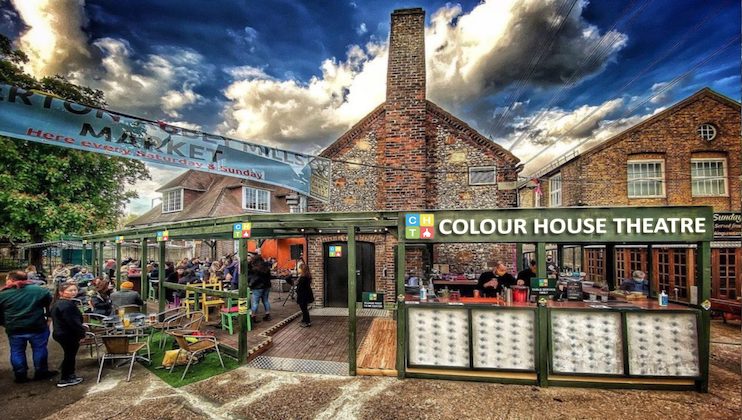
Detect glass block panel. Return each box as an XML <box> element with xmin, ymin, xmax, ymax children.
<box><xmin>408</xmin><ymin>307</ymin><xmax>469</xmax><ymax>368</ymax></box>
<box><xmin>551</xmin><ymin>311</ymin><xmax>624</xmax><ymax>375</ymax></box>
<box><xmin>626</xmin><ymin>312</ymin><xmax>699</xmax><ymax>377</ymax></box>
<box><xmin>472</xmin><ymin>309</ymin><xmax>535</xmax><ymax>370</ymax></box>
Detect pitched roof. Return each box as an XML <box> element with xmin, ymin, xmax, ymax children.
<box><xmin>529</xmin><ymin>88</ymin><xmax>741</xmax><ymax>179</ymax></box>
<box><xmin>156</xmin><ymin>170</ymin><xmax>216</xmax><ymax>192</ymax></box>
<box><xmin>128</xmin><ymin>171</ymin><xmax>261</xmax><ymax>227</ymax></box>
<box><xmin>426</xmin><ymin>101</ymin><xmax>520</xmax><ymax>165</ymax></box>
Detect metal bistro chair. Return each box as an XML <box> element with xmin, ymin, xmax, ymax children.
<box><xmin>97</xmin><ymin>335</ymin><xmax>148</xmax><ymax>382</ymax></box>
<box><xmin>169</xmin><ymin>331</ymin><xmax>225</xmax><ymax>380</ymax></box>
<box><xmin>160</xmin><ymin>311</ymin><xmax>205</xmax><ymax>350</ymax></box>
<box><xmin>80</xmin><ymin>322</ymin><xmax>111</xmax><ymax>359</ymax></box>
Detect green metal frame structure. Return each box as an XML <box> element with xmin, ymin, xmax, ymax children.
<box><xmin>83</xmin><ymin>206</ymin><xmax>712</xmax><ymax>391</ymax></box>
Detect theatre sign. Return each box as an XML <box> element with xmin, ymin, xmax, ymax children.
<box><xmin>404</xmin><ymin>206</ymin><xmax>713</xmax><ymax>243</ymax></box>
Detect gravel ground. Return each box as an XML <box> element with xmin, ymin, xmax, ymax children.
<box><xmin>1</xmin><ymin>320</ymin><xmax>739</xmax><ymax>420</ymax></box>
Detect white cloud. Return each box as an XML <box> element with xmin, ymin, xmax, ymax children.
<box><xmin>356</xmin><ymin>22</ymin><xmax>367</xmax><ymax>35</ymax></box>
<box><xmin>11</xmin><ymin>0</ymin><xmax>205</xmax><ymax>118</ymax></box>
<box><xmin>218</xmin><ymin>0</ymin><xmax>627</xmax><ymax>152</ymax></box>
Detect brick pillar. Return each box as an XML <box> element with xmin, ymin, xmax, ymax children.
<box><xmin>379</xmin><ymin>8</ymin><xmax>428</xmax><ymax>210</ymax></box>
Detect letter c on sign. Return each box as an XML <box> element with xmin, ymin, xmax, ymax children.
<box><xmin>439</xmin><ymin>220</ymin><xmax>452</xmax><ymax>235</ymax></box>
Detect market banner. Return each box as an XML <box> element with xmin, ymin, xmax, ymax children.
<box><xmin>0</xmin><ymin>84</ymin><xmax>331</xmax><ymax>201</ymax></box>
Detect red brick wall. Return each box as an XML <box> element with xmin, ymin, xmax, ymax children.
<box><xmin>380</xmin><ymin>8</ymin><xmax>428</xmax><ymax>210</ymax></box>
<box><xmin>521</xmin><ymin>93</ymin><xmax>740</xmax><ymax>212</ymax></box>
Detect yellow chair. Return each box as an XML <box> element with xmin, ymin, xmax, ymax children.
<box><xmin>201</xmin><ymin>282</ymin><xmax>225</xmax><ymax>322</ymax></box>
<box><xmin>181</xmin><ymin>288</ymin><xmax>197</xmax><ymax>315</ymax></box>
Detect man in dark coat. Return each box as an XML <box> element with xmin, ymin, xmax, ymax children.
<box><xmin>0</xmin><ymin>271</ymin><xmax>57</xmax><ymax>383</ymax></box>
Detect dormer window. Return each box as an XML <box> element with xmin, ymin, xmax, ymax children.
<box><xmin>162</xmin><ymin>189</ymin><xmax>183</xmax><ymax>213</ymax></box>
<box><xmin>243</xmin><ymin>186</ymin><xmax>270</xmax><ymax>211</ymax></box>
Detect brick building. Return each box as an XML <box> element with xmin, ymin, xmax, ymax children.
<box><xmin>128</xmin><ymin>170</ymin><xmax>306</xmax><ymax>262</ymax></box>
<box><xmin>307</xmin><ymin>8</ymin><xmax>521</xmax><ymax>307</ymax></box>
<box><xmin>518</xmin><ymin>89</ymin><xmax>741</xmax><ymax>310</ymax></box>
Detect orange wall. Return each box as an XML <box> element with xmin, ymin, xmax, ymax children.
<box><xmin>247</xmin><ymin>237</ymin><xmax>305</xmax><ymax>270</ymax></box>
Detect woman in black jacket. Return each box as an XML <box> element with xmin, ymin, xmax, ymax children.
<box><xmin>296</xmin><ymin>263</ymin><xmax>314</xmax><ymax>327</ymax></box>
<box><xmin>51</xmin><ymin>283</ymin><xmax>86</xmax><ymax>387</ymax></box>
<box><xmin>89</xmin><ymin>279</ymin><xmax>113</xmax><ymax>316</ymax></box>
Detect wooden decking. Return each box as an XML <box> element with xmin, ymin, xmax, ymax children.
<box><xmin>357</xmin><ymin>318</ymin><xmax>397</xmax><ymax>370</ymax></box>
<box><xmin>260</xmin><ymin>317</ymin><xmax>372</xmax><ymax>362</ymax></box>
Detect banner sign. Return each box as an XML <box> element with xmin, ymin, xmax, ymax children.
<box><xmin>402</xmin><ymin>207</ymin><xmax>713</xmax><ymax>243</ymax></box>
<box><xmin>0</xmin><ymin>84</ymin><xmax>331</xmax><ymax>201</ymax></box>
<box><xmin>713</xmin><ymin>212</ymin><xmax>741</xmax><ymax>240</ymax></box>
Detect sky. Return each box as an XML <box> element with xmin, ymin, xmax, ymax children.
<box><xmin>1</xmin><ymin>0</ymin><xmax>739</xmax><ymax>215</ymax></box>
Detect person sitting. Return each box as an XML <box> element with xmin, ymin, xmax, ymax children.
<box><xmin>26</xmin><ymin>265</ymin><xmax>46</xmax><ymax>285</ymax></box>
<box><xmin>516</xmin><ymin>260</ymin><xmax>538</xmax><ymax>286</ymax></box>
<box><xmin>111</xmin><ymin>281</ymin><xmax>144</xmax><ymax>308</ymax></box>
<box><xmin>51</xmin><ymin>264</ymin><xmax>70</xmax><ymax>281</ymax></box>
<box><xmin>89</xmin><ymin>280</ymin><xmax>113</xmax><ymax>316</ymax></box>
<box><xmin>620</xmin><ymin>270</ymin><xmax>649</xmax><ymax>295</ymax></box>
<box><xmin>476</xmin><ymin>269</ymin><xmax>502</xmax><ymax>298</ymax></box>
<box><xmin>493</xmin><ymin>261</ymin><xmax>516</xmax><ymax>289</ymax></box>
<box><xmin>72</xmin><ymin>267</ymin><xmax>94</xmax><ymax>286</ymax></box>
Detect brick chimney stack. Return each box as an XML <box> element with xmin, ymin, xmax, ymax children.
<box><xmin>379</xmin><ymin>8</ymin><xmax>428</xmax><ymax>210</ymax></box>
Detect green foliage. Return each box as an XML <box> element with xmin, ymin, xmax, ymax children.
<box><xmin>0</xmin><ymin>34</ymin><xmax>150</xmax><ymax>242</ymax></box>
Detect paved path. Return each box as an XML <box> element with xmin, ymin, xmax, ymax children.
<box><xmin>1</xmin><ymin>321</ymin><xmax>739</xmax><ymax>420</ymax></box>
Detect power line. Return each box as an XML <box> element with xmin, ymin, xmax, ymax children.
<box><xmin>506</xmin><ymin>0</ymin><xmax>655</xmax><ymax>152</ymax></box>
<box><xmin>486</xmin><ymin>0</ymin><xmax>581</xmax><ymax>138</ymax></box>
<box><xmin>521</xmin><ymin>33</ymin><xmax>740</xmax><ymax>171</ymax></box>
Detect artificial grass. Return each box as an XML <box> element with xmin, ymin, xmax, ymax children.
<box><xmin>141</xmin><ymin>332</ymin><xmax>240</xmax><ymax>388</ymax></box>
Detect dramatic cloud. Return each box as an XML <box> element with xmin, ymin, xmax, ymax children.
<box><xmin>511</xmin><ymin>99</ymin><xmax>663</xmax><ymax>174</ymax></box>
<box><xmin>218</xmin><ymin>0</ymin><xmax>627</xmax><ymax>150</ymax></box>
<box><xmin>11</xmin><ymin>0</ymin><xmax>205</xmax><ymax>118</ymax></box>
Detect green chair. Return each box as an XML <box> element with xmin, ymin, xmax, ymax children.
<box><xmin>220</xmin><ymin>297</ymin><xmax>251</xmax><ymax>334</ymax></box>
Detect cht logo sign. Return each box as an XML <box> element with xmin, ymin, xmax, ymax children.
<box><xmin>405</xmin><ymin>213</ymin><xmax>435</xmax><ymax>239</ymax></box>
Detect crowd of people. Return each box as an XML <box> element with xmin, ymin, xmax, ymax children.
<box><xmin>1</xmin><ymin>252</ymin><xmax>315</xmax><ymax>388</ymax></box>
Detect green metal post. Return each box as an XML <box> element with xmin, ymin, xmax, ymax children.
<box><xmin>82</xmin><ymin>242</ymin><xmax>87</xmax><ymax>266</ymax></box>
<box><xmin>536</xmin><ymin>241</ymin><xmax>548</xmax><ymax>386</ymax></box>
<box><xmin>140</xmin><ymin>238</ymin><xmax>148</xmax><ymax>299</ymax></box>
<box><xmin>606</xmin><ymin>244</ymin><xmax>616</xmax><ymax>291</ymax></box>
<box><xmin>536</xmin><ymin>242</ymin><xmax>547</xmax><ymax>277</ymax></box>
<box><xmin>646</xmin><ymin>245</ymin><xmax>654</xmax><ymax>298</ymax></box>
<box><xmin>91</xmin><ymin>242</ymin><xmax>97</xmax><ymax>276</ymax></box>
<box><xmin>238</xmin><ymin>238</ymin><xmax>249</xmax><ymax>363</ymax></box>
<box><xmin>516</xmin><ymin>243</ymin><xmax>524</xmax><ymax>271</ymax></box>
<box><xmin>396</xmin><ymin>221</ymin><xmax>407</xmax><ymax>379</ymax></box>
<box><xmin>348</xmin><ymin>226</ymin><xmax>357</xmax><ymax>376</ymax></box>
<box><xmin>115</xmin><ymin>242</ymin><xmax>122</xmax><ymax>289</ymax></box>
<box><xmin>158</xmin><ymin>241</ymin><xmax>166</xmax><ymax>315</ymax></box>
<box><xmin>556</xmin><ymin>244</ymin><xmax>564</xmax><ymax>271</ymax></box>
<box><xmin>696</xmin><ymin>241</ymin><xmax>711</xmax><ymax>393</ymax></box>
<box><xmin>99</xmin><ymin>242</ymin><xmax>105</xmax><ymax>276</ymax></box>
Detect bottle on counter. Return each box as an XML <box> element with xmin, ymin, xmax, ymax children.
<box><xmin>659</xmin><ymin>290</ymin><xmax>669</xmax><ymax>306</ymax></box>
<box><xmin>420</xmin><ymin>285</ymin><xmax>427</xmax><ymax>301</ymax></box>
<box><xmin>505</xmin><ymin>287</ymin><xmax>512</xmax><ymax>304</ymax></box>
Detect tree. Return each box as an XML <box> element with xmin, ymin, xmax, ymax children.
<box><xmin>0</xmin><ymin>35</ymin><xmax>150</xmax><ymax>270</ymax></box>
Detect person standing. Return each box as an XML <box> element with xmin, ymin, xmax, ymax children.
<box><xmin>248</xmin><ymin>255</ymin><xmax>272</xmax><ymax>323</ymax></box>
<box><xmin>296</xmin><ymin>264</ymin><xmax>315</xmax><ymax>327</ymax></box>
<box><xmin>50</xmin><ymin>283</ymin><xmax>86</xmax><ymax>387</ymax></box>
<box><xmin>493</xmin><ymin>261</ymin><xmax>516</xmax><ymax>289</ymax></box>
<box><xmin>517</xmin><ymin>260</ymin><xmax>538</xmax><ymax>286</ymax></box>
<box><xmin>0</xmin><ymin>271</ymin><xmax>57</xmax><ymax>383</ymax></box>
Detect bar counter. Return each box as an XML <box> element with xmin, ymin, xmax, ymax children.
<box><xmin>403</xmin><ymin>295</ymin><xmax>702</xmax><ymax>389</ymax></box>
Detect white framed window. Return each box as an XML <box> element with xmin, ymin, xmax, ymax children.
<box><xmin>549</xmin><ymin>173</ymin><xmax>562</xmax><ymax>207</ymax></box>
<box><xmin>469</xmin><ymin>166</ymin><xmax>496</xmax><ymax>185</ymax></box>
<box><xmin>691</xmin><ymin>159</ymin><xmax>727</xmax><ymax>196</ymax></box>
<box><xmin>161</xmin><ymin>189</ymin><xmax>183</xmax><ymax>213</ymax></box>
<box><xmin>627</xmin><ymin>160</ymin><xmax>665</xmax><ymax>198</ymax></box>
<box><xmin>696</xmin><ymin>124</ymin><xmax>717</xmax><ymax>142</ymax></box>
<box><xmin>289</xmin><ymin>195</ymin><xmax>307</xmax><ymax>213</ymax></box>
<box><xmin>243</xmin><ymin>186</ymin><xmax>270</xmax><ymax>211</ymax></box>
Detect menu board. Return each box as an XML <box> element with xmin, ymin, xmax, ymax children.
<box><xmin>472</xmin><ymin>309</ymin><xmax>535</xmax><ymax>370</ymax></box>
<box><xmin>550</xmin><ymin>310</ymin><xmax>624</xmax><ymax>375</ymax></box>
<box><xmin>626</xmin><ymin>312</ymin><xmax>700</xmax><ymax>377</ymax></box>
<box><xmin>408</xmin><ymin>307</ymin><xmax>469</xmax><ymax>368</ymax></box>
